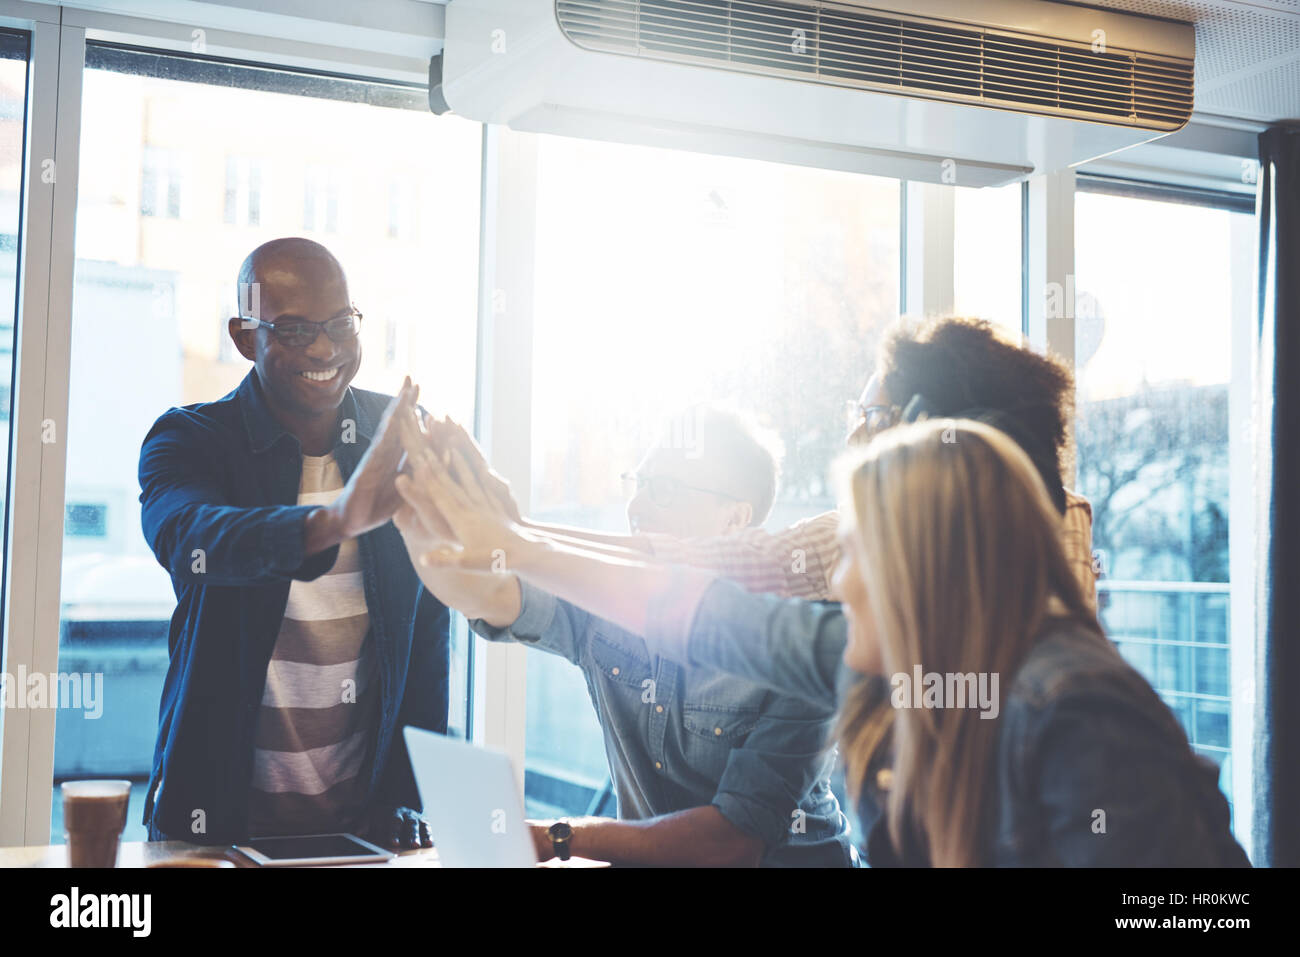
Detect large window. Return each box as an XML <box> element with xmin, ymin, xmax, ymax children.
<box><xmin>525</xmin><ymin>134</ymin><xmax>900</xmax><ymax>815</ymax></box>
<box><xmin>954</xmin><ymin>182</ymin><xmax>1023</xmax><ymax>331</ymax></box>
<box><xmin>50</xmin><ymin>47</ymin><xmax>482</xmax><ymax>841</ymax></box>
<box><xmin>1073</xmin><ymin>187</ymin><xmax>1255</xmax><ymax>830</ymax></box>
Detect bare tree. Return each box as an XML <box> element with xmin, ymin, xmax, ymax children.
<box><xmin>1076</xmin><ymin>382</ymin><xmax>1229</xmax><ymax>582</ymax></box>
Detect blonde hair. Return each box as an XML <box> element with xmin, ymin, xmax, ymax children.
<box><xmin>833</xmin><ymin>419</ymin><xmax>1103</xmax><ymax>866</ymax></box>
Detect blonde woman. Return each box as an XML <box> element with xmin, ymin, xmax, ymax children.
<box><xmin>394</xmin><ymin>419</ymin><xmax>1248</xmax><ymax>867</ymax></box>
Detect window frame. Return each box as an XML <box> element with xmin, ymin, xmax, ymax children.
<box><xmin>0</xmin><ymin>7</ymin><xmax>79</xmax><ymax>849</ymax></box>
<box><xmin>0</xmin><ymin>3</ymin><xmax>487</xmax><ymax>844</ymax></box>
<box><xmin>1067</xmin><ymin>178</ymin><xmax>1259</xmax><ymax>857</ymax></box>
<box><xmin>0</xmin><ymin>0</ymin><xmax>1266</xmax><ymax>856</ymax></box>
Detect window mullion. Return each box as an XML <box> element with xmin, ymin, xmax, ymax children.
<box><xmin>0</xmin><ymin>19</ymin><xmax>85</xmax><ymax>847</ymax></box>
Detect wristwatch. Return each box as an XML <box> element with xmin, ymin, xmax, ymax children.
<box><xmin>547</xmin><ymin>820</ymin><xmax>573</xmax><ymax>862</ymax></box>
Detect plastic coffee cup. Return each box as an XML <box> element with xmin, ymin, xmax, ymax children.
<box><xmin>61</xmin><ymin>780</ymin><xmax>131</xmax><ymax>868</ymax></box>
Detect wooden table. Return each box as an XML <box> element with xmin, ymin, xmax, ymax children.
<box><xmin>0</xmin><ymin>840</ymin><xmax>606</xmax><ymax>868</ymax></box>
<box><xmin>0</xmin><ymin>840</ymin><xmax>440</xmax><ymax>868</ymax></box>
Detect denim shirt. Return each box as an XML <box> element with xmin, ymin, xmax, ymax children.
<box><xmin>649</xmin><ymin>577</ymin><xmax>1250</xmax><ymax>867</ymax></box>
<box><xmin>469</xmin><ymin>581</ymin><xmax>856</xmax><ymax>867</ymax></box>
<box><xmin>137</xmin><ymin>370</ymin><xmax>450</xmax><ymax>843</ymax></box>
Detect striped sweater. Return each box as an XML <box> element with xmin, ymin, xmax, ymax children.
<box><xmin>247</xmin><ymin>452</ymin><xmax>379</xmax><ymax>836</ymax></box>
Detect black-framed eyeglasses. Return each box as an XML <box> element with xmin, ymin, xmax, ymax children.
<box><xmin>239</xmin><ymin>308</ymin><xmax>363</xmax><ymax>349</ymax></box>
<box><xmin>621</xmin><ymin>471</ymin><xmax>739</xmax><ymax>508</ymax></box>
<box><xmin>847</xmin><ymin>398</ymin><xmax>900</xmax><ymax>437</ymax></box>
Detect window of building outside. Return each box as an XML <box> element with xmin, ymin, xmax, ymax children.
<box><xmin>223</xmin><ymin>155</ymin><xmax>264</xmax><ymax>227</ymax></box>
<box><xmin>141</xmin><ymin>146</ymin><xmax>183</xmax><ymax>219</ymax></box>
<box><xmin>387</xmin><ymin>180</ymin><xmax>418</xmax><ymax>240</ymax></box>
<box><xmin>526</xmin><ymin>133</ymin><xmax>900</xmax><ymax>817</ymax></box>
<box><xmin>303</xmin><ymin>164</ymin><xmax>340</xmax><ymax>233</ymax></box>
<box><xmin>50</xmin><ymin>46</ymin><xmax>482</xmax><ymax>841</ymax></box>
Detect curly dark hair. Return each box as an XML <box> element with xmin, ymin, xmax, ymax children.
<box><xmin>877</xmin><ymin>316</ymin><xmax>1076</xmax><ymax>514</ymax></box>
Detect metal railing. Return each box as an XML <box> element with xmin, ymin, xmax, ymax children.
<box><xmin>1097</xmin><ymin>580</ymin><xmax>1231</xmax><ymax>773</ymax></box>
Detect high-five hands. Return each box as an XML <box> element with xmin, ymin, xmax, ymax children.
<box><xmin>300</xmin><ymin>373</ymin><xmax>526</xmax><ymax>577</ymax></box>
<box><xmin>423</xmin><ymin>414</ymin><xmax>523</xmax><ymax>524</ymax></box>
<box><xmin>392</xmin><ymin>407</ymin><xmax>533</xmax><ymax>573</ymax></box>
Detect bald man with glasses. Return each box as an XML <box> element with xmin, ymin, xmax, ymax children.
<box><xmin>137</xmin><ymin>237</ymin><xmax>448</xmax><ymax>849</ymax></box>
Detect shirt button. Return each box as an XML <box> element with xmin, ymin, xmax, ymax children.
<box><xmin>655</xmin><ymin>761</ymin><xmax>662</xmax><ymax>770</ymax></box>
<box><xmin>714</xmin><ymin>727</ymin><xmax>723</xmax><ymax>736</ymax></box>
<box><xmin>655</xmin><ymin>705</ymin><xmax>663</xmax><ymax>713</ymax></box>
<box><xmin>611</xmin><ymin>667</ymin><xmax>620</xmax><ymax>676</ymax></box>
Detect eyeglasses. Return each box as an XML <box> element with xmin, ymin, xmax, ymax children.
<box><xmin>847</xmin><ymin>398</ymin><xmax>900</xmax><ymax>438</ymax></box>
<box><xmin>239</xmin><ymin>309</ymin><xmax>363</xmax><ymax>349</ymax></box>
<box><xmin>621</xmin><ymin>471</ymin><xmax>739</xmax><ymax>508</ymax></box>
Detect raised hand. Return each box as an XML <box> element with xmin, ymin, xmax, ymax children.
<box><xmin>305</xmin><ymin>377</ymin><xmax>418</xmax><ymax>556</ymax></box>
<box><xmin>339</xmin><ymin>377</ymin><xmax>418</xmax><ymax>532</ymax></box>
<box><xmin>394</xmin><ymin>439</ymin><xmax>531</xmax><ymax>573</ymax></box>
<box><xmin>395</xmin><ymin>410</ymin><xmax>456</xmax><ymax>538</ymax></box>
<box><xmin>440</xmin><ymin>417</ymin><xmax>523</xmax><ymax>523</ymax></box>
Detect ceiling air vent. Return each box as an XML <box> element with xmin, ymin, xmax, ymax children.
<box><xmin>554</xmin><ymin>0</ymin><xmax>1194</xmax><ymax>131</ymax></box>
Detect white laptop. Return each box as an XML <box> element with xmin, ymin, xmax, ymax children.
<box><xmin>403</xmin><ymin>726</ymin><xmax>538</xmax><ymax>868</ymax></box>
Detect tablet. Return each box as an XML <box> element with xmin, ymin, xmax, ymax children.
<box><xmin>234</xmin><ymin>833</ymin><xmax>395</xmax><ymax>867</ymax></box>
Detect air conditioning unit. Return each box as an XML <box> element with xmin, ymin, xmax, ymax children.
<box><xmin>432</xmin><ymin>0</ymin><xmax>1195</xmax><ymax>186</ymax></box>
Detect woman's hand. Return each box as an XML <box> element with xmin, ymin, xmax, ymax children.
<box><xmin>432</xmin><ymin>415</ymin><xmax>524</xmax><ymax>524</ymax></box>
<box><xmin>394</xmin><ymin>434</ymin><xmax>535</xmax><ymax>574</ymax></box>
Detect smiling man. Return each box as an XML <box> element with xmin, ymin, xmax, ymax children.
<box><xmin>137</xmin><ymin>237</ymin><xmax>449</xmax><ymax>848</ymax></box>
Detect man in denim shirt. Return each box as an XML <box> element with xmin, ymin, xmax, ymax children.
<box><xmin>395</xmin><ymin>407</ymin><xmax>854</xmax><ymax>866</ymax></box>
<box><xmin>137</xmin><ymin>238</ymin><xmax>449</xmax><ymax>847</ymax></box>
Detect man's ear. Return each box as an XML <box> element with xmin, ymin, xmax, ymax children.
<box><xmin>724</xmin><ymin>500</ymin><xmax>754</xmax><ymax>532</ymax></box>
<box><xmin>227</xmin><ymin>317</ymin><xmax>258</xmax><ymax>362</ymax></box>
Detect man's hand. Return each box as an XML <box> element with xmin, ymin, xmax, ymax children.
<box><xmin>390</xmin><ymin>410</ymin><xmax>527</xmax><ymax>627</ymax></box>
<box><xmin>526</xmin><ymin>809</ymin><xmax>762</xmax><ymax>868</ymax></box>
<box><xmin>367</xmin><ymin>805</ymin><xmax>433</xmax><ymax>850</ymax></box>
<box><xmin>333</xmin><ymin>377</ymin><xmax>419</xmax><ymax>538</ymax></box>
<box><xmin>393</xmin><ymin>435</ymin><xmax>534</xmax><ymax>573</ymax></box>
<box><xmin>433</xmin><ymin>416</ymin><xmax>523</xmax><ymax>524</ymax></box>
<box><xmin>394</xmin><ymin>409</ymin><xmax>521</xmax><ymax>525</ymax></box>
<box><xmin>392</xmin><ymin>503</ymin><xmax>438</xmax><ymax>567</ymax></box>
<box><xmin>392</xmin><ymin>411</ymin><xmax>457</xmax><ymax>544</ymax></box>
<box><xmin>304</xmin><ymin>377</ymin><xmax>418</xmax><ymax>556</ymax></box>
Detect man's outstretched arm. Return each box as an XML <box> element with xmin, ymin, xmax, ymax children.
<box><xmin>139</xmin><ymin>379</ymin><xmax>419</xmax><ymax>587</ymax></box>
<box><xmin>429</xmin><ymin>414</ymin><xmax>839</xmax><ymax>599</ymax></box>
<box><xmin>392</xmin><ymin>502</ymin><xmax>522</xmax><ymax>628</ymax></box>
